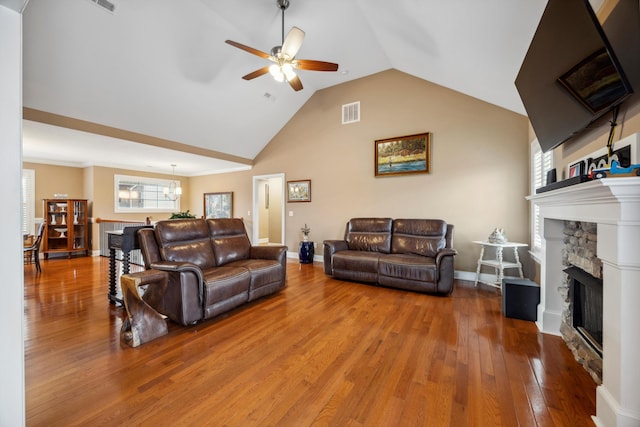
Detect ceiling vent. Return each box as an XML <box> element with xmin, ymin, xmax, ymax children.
<box><xmin>87</xmin><ymin>0</ymin><xmax>116</xmax><ymax>13</ymax></box>
<box><xmin>342</xmin><ymin>101</ymin><xmax>360</xmax><ymax>124</ymax></box>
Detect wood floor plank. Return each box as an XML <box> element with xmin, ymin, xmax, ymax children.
<box><xmin>24</xmin><ymin>256</ymin><xmax>597</xmax><ymax>426</ymax></box>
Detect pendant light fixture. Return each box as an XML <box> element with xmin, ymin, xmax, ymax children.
<box><xmin>164</xmin><ymin>164</ymin><xmax>182</xmax><ymax>201</ymax></box>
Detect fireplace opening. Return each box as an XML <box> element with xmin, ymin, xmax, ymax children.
<box><xmin>565</xmin><ymin>266</ymin><xmax>603</xmax><ymax>357</ymax></box>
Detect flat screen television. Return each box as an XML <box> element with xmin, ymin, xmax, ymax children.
<box><xmin>515</xmin><ymin>0</ymin><xmax>635</xmax><ymax>153</ymax></box>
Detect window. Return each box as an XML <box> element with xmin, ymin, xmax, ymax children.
<box><xmin>115</xmin><ymin>174</ymin><xmax>181</xmax><ymax>213</ymax></box>
<box><xmin>22</xmin><ymin>169</ymin><xmax>35</xmax><ymax>235</ymax></box>
<box><xmin>530</xmin><ymin>140</ymin><xmax>553</xmax><ymax>252</ymax></box>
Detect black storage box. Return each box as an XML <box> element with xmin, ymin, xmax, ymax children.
<box><xmin>502</xmin><ymin>278</ymin><xmax>540</xmax><ymax>321</ymax></box>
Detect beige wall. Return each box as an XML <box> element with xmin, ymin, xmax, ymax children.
<box><xmin>22</xmin><ymin>162</ymin><xmax>191</xmax><ymax>251</ymax></box>
<box><xmin>24</xmin><ymin>70</ymin><xmax>530</xmax><ymax>273</ymax></box>
<box><xmin>189</xmin><ymin>70</ymin><xmax>530</xmax><ymax>273</ymax></box>
<box><xmin>24</xmin><ymin>162</ymin><xmax>85</xmax><ymax>216</ymax></box>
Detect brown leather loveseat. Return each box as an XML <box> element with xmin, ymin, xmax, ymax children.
<box><xmin>323</xmin><ymin>218</ymin><xmax>456</xmax><ymax>295</ymax></box>
<box><xmin>119</xmin><ymin>218</ymin><xmax>287</xmax><ymax>346</ymax></box>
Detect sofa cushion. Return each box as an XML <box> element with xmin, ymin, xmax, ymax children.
<box><xmin>345</xmin><ymin>218</ymin><xmax>393</xmax><ymax>253</ymax></box>
<box><xmin>378</xmin><ymin>253</ymin><xmax>437</xmax><ymax>283</ymax></box>
<box><xmin>207</xmin><ymin>218</ymin><xmax>251</xmax><ymax>266</ymax></box>
<box><xmin>155</xmin><ymin>219</ymin><xmax>216</xmax><ymax>269</ymax></box>
<box><xmin>202</xmin><ymin>266</ymin><xmax>251</xmax><ymax>319</ymax></box>
<box><xmin>332</xmin><ymin>250</ymin><xmax>381</xmax><ymax>283</ymax></box>
<box><xmin>227</xmin><ymin>259</ymin><xmax>285</xmax><ymax>301</ymax></box>
<box><xmin>391</xmin><ymin>219</ymin><xmax>447</xmax><ymax>257</ymax></box>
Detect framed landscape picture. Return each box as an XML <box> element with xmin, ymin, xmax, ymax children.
<box><xmin>375</xmin><ymin>132</ymin><xmax>430</xmax><ymax>177</ymax></box>
<box><xmin>287</xmin><ymin>180</ymin><xmax>311</xmax><ymax>202</ymax></box>
<box><xmin>204</xmin><ymin>192</ymin><xmax>233</xmax><ymax>218</ymax></box>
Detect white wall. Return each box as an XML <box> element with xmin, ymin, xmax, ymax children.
<box><xmin>0</xmin><ymin>5</ymin><xmax>25</xmax><ymax>426</ymax></box>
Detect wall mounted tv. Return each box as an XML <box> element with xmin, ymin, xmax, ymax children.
<box><xmin>515</xmin><ymin>0</ymin><xmax>636</xmax><ymax>153</ymax></box>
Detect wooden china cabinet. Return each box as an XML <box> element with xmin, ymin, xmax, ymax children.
<box><xmin>42</xmin><ymin>199</ymin><xmax>89</xmax><ymax>259</ymax></box>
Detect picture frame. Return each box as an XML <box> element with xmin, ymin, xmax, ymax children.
<box><xmin>568</xmin><ymin>160</ymin><xmax>585</xmax><ymax>178</ymax></box>
<box><xmin>375</xmin><ymin>132</ymin><xmax>430</xmax><ymax>177</ymax></box>
<box><xmin>287</xmin><ymin>180</ymin><xmax>311</xmax><ymax>202</ymax></box>
<box><xmin>204</xmin><ymin>192</ymin><xmax>233</xmax><ymax>218</ymax></box>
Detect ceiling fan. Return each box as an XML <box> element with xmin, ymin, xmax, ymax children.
<box><xmin>225</xmin><ymin>0</ymin><xmax>339</xmax><ymax>92</ymax></box>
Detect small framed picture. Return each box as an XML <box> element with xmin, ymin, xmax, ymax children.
<box><xmin>568</xmin><ymin>161</ymin><xmax>584</xmax><ymax>178</ymax></box>
<box><xmin>204</xmin><ymin>192</ymin><xmax>233</xmax><ymax>218</ymax></box>
<box><xmin>287</xmin><ymin>180</ymin><xmax>311</xmax><ymax>202</ymax></box>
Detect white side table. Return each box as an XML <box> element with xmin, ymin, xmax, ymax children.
<box><xmin>473</xmin><ymin>241</ymin><xmax>527</xmax><ymax>289</ymax></box>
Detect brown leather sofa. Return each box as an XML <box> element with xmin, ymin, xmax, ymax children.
<box><xmin>323</xmin><ymin>218</ymin><xmax>456</xmax><ymax>295</ymax></box>
<box><xmin>123</xmin><ymin>218</ymin><xmax>287</xmax><ymax>333</ymax></box>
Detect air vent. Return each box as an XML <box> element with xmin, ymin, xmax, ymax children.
<box><xmin>342</xmin><ymin>101</ymin><xmax>360</xmax><ymax>124</ymax></box>
<box><xmin>86</xmin><ymin>0</ymin><xmax>116</xmax><ymax>13</ymax></box>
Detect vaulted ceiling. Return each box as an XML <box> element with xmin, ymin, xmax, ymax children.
<box><xmin>19</xmin><ymin>0</ymin><xmax>552</xmax><ymax>175</ymax></box>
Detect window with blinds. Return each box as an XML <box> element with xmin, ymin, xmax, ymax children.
<box><xmin>531</xmin><ymin>141</ymin><xmax>553</xmax><ymax>252</ymax></box>
<box><xmin>115</xmin><ymin>174</ymin><xmax>180</xmax><ymax>213</ymax></box>
<box><xmin>22</xmin><ymin>169</ymin><xmax>35</xmax><ymax>235</ymax></box>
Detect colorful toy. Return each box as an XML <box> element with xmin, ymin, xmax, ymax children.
<box><xmin>590</xmin><ymin>160</ymin><xmax>640</xmax><ymax>179</ymax></box>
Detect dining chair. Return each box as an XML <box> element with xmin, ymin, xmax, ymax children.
<box><xmin>24</xmin><ymin>221</ymin><xmax>46</xmax><ymax>273</ymax></box>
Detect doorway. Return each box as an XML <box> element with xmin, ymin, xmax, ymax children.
<box><xmin>252</xmin><ymin>173</ymin><xmax>285</xmax><ymax>245</ymax></box>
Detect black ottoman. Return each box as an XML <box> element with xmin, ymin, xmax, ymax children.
<box><xmin>502</xmin><ymin>278</ymin><xmax>540</xmax><ymax>321</ymax></box>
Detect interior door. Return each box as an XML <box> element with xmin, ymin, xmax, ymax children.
<box><xmin>252</xmin><ymin>173</ymin><xmax>284</xmax><ymax>245</ymax></box>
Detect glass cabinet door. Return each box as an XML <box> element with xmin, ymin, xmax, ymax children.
<box><xmin>46</xmin><ymin>201</ymin><xmax>69</xmax><ymax>250</ymax></box>
<box><xmin>73</xmin><ymin>200</ymin><xmax>86</xmax><ymax>249</ymax></box>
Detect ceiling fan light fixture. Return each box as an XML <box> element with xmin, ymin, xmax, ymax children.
<box><xmin>269</xmin><ymin>64</ymin><xmax>285</xmax><ymax>82</ymax></box>
<box><xmin>281</xmin><ymin>63</ymin><xmax>296</xmax><ymax>81</ymax></box>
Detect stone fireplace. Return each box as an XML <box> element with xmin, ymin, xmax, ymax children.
<box><xmin>560</xmin><ymin>221</ymin><xmax>603</xmax><ymax>384</ymax></box>
<box><xmin>528</xmin><ymin>177</ymin><xmax>640</xmax><ymax>427</ymax></box>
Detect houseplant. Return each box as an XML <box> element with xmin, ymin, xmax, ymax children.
<box><xmin>169</xmin><ymin>210</ymin><xmax>196</xmax><ymax>219</ymax></box>
<box><xmin>301</xmin><ymin>224</ymin><xmax>311</xmax><ymax>242</ymax></box>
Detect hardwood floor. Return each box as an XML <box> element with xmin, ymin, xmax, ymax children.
<box><xmin>24</xmin><ymin>256</ymin><xmax>596</xmax><ymax>426</ymax></box>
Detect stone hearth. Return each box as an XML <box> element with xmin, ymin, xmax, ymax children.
<box><xmin>528</xmin><ymin>177</ymin><xmax>640</xmax><ymax>427</ymax></box>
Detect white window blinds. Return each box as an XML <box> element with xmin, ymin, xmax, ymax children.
<box><xmin>531</xmin><ymin>141</ymin><xmax>553</xmax><ymax>251</ymax></box>
<box><xmin>115</xmin><ymin>174</ymin><xmax>181</xmax><ymax>213</ymax></box>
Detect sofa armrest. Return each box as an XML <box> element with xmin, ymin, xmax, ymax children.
<box><xmin>149</xmin><ymin>261</ymin><xmax>205</xmax><ymax>308</ymax></box>
<box><xmin>149</xmin><ymin>260</ymin><xmax>204</xmax><ymax>281</ymax></box>
<box><xmin>435</xmin><ymin>248</ymin><xmax>457</xmax><ymax>265</ymax></box>
<box><xmin>323</xmin><ymin>240</ymin><xmax>348</xmax><ymax>275</ymax></box>
<box><xmin>435</xmin><ymin>248</ymin><xmax>457</xmax><ymax>295</ymax></box>
<box><xmin>250</xmin><ymin>245</ymin><xmax>288</xmax><ymax>267</ymax></box>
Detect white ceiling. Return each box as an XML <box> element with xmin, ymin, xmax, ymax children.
<box><xmin>19</xmin><ymin>0</ymin><xmax>549</xmax><ymax>176</ymax></box>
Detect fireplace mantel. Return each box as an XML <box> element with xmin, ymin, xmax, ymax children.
<box><xmin>527</xmin><ymin>177</ymin><xmax>640</xmax><ymax>427</ymax></box>
<box><xmin>529</xmin><ymin>177</ymin><xmax>640</xmax><ymax>224</ymax></box>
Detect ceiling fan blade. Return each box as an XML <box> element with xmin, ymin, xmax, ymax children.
<box><xmin>242</xmin><ymin>67</ymin><xmax>271</xmax><ymax>81</ymax></box>
<box><xmin>294</xmin><ymin>59</ymin><xmax>339</xmax><ymax>72</ymax></box>
<box><xmin>281</xmin><ymin>26</ymin><xmax>305</xmax><ymax>59</ymax></box>
<box><xmin>225</xmin><ymin>40</ymin><xmax>272</xmax><ymax>60</ymax></box>
<box><xmin>287</xmin><ymin>74</ymin><xmax>303</xmax><ymax>91</ymax></box>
